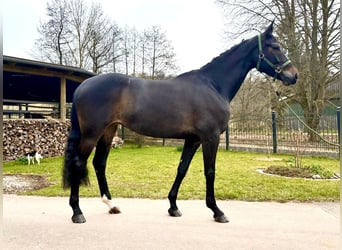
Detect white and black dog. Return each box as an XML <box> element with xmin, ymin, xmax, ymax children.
<box><xmin>26</xmin><ymin>151</ymin><xmax>43</xmax><ymax>165</ymax></box>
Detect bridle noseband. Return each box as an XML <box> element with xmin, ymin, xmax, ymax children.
<box><xmin>256</xmin><ymin>34</ymin><xmax>291</xmax><ymax>80</ymax></box>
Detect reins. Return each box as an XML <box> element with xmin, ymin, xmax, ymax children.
<box><xmin>256</xmin><ymin>34</ymin><xmax>291</xmax><ymax>80</ymax></box>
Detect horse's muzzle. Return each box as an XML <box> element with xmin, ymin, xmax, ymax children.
<box><xmin>281</xmin><ymin>65</ymin><xmax>299</xmax><ymax>85</ymax></box>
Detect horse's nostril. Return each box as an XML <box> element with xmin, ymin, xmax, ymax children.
<box><xmin>294</xmin><ymin>73</ymin><xmax>298</xmax><ymax>80</ymax></box>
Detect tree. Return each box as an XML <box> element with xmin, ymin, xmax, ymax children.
<box><xmin>130</xmin><ymin>28</ymin><xmax>139</xmax><ymax>76</ymax></box>
<box><xmin>122</xmin><ymin>26</ymin><xmax>131</xmax><ymax>75</ymax></box>
<box><xmin>145</xmin><ymin>26</ymin><xmax>177</xmax><ymax>79</ymax></box>
<box><xmin>112</xmin><ymin>26</ymin><xmax>178</xmax><ymax>78</ymax></box>
<box><xmin>110</xmin><ymin>22</ymin><xmax>124</xmax><ymax>73</ymax></box>
<box><xmin>34</xmin><ymin>0</ymin><xmax>114</xmax><ymax>72</ymax></box>
<box><xmin>86</xmin><ymin>3</ymin><xmax>113</xmax><ymax>73</ymax></box>
<box><xmin>139</xmin><ymin>29</ymin><xmax>149</xmax><ymax>77</ymax></box>
<box><xmin>216</xmin><ymin>0</ymin><xmax>340</xmax><ymax>141</ymax></box>
<box><xmin>230</xmin><ymin>74</ymin><xmax>272</xmax><ymax>119</ymax></box>
<box><xmin>67</xmin><ymin>0</ymin><xmax>92</xmax><ymax>69</ymax></box>
<box><xmin>33</xmin><ymin>0</ymin><xmax>70</xmax><ymax>64</ymax></box>
<box><xmin>34</xmin><ymin>0</ymin><xmax>178</xmax><ymax>78</ymax></box>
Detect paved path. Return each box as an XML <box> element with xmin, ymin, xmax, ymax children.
<box><xmin>2</xmin><ymin>195</ymin><xmax>340</xmax><ymax>249</ymax></box>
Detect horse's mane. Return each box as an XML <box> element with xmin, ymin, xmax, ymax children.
<box><xmin>176</xmin><ymin>37</ymin><xmax>254</xmax><ymax>79</ymax></box>
<box><xmin>200</xmin><ymin>38</ymin><xmax>252</xmax><ymax>71</ymax></box>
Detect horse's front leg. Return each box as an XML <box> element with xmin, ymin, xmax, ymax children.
<box><xmin>202</xmin><ymin>136</ymin><xmax>229</xmax><ymax>223</ymax></box>
<box><xmin>168</xmin><ymin>137</ymin><xmax>200</xmax><ymax>217</ymax></box>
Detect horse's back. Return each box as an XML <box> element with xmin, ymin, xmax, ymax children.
<box><xmin>74</xmin><ymin>73</ymin><xmax>128</xmax><ymax>100</ymax></box>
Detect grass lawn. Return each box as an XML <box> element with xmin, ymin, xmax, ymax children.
<box><xmin>3</xmin><ymin>145</ymin><xmax>340</xmax><ymax>202</ymax></box>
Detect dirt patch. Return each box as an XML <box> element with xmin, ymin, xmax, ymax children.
<box><xmin>3</xmin><ymin>174</ymin><xmax>51</xmax><ymax>194</ymax></box>
<box><xmin>264</xmin><ymin>165</ymin><xmax>314</xmax><ymax>178</ymax></box>
<box><xmin>260</xmin><ymin>166</ymin><xmax>340</xmax><ymax>180</ymax></box>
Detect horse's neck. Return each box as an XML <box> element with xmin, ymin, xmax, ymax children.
<box><xmin>200</xmin><ymin>38</ymin><xmax>257</xmax><ymax>101</ymax></box>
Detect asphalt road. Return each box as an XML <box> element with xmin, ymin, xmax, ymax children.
<box><xmin>2</xmin><ymin>195</ymin><xmax>340</xmax><ymax>250</ymax></box>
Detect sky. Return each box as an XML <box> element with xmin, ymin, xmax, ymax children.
<box><xmin>3</xmin><ymin>0</ymin><xmax>231</xmax><ymax>74</ymax></box>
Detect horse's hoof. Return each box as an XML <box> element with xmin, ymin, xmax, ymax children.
<box><xmin>168</xmin><ymin>208</ymin><xmax>182</xmax><ymax>217</ymax></box>
<box><xmin>214</xmin><ymin>214</ymin><xmax>229</xmax><ymax>223</ymax></box>
<box><xmin>109</xmin><ymin>206</ymin><xmax>121</xmax><ymax>214</ymax></box>
<box><xmin>72</xmin><ymin>214</ymin><xmax>86</xmax><ymax>223</ymax></box>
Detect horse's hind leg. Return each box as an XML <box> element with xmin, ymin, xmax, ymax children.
<box><xmin>168</xmin><ymin>137</ymin><xmax>200</xmax><ymax>217</ymax></box>
<box><xmin>93</xmin><ymin>124</ymin><xmax>121</xmax><ymax>214</ymax></box>
<box><xmin>68</xmin><ymin>137</ymin><xmax>95</xmax><ymax>223</ymax></box>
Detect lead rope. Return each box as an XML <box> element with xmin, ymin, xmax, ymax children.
<box><xmin>271</xmin><ymin>83</ymin><xmax>339</xmax><ymax>147</ymax></box>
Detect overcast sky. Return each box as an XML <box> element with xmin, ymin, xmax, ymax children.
<box><xmin>3</xmin><ymin>0</ymin><xmax>232</xmax><ymax>74</ymax></box>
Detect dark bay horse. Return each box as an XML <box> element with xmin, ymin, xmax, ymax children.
<box><xmin>63</xmin><ymin>22</ymin><xmax>298</xmax><ymax>223</ymax></box>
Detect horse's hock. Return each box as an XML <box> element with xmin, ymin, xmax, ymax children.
<box><xmin>3</xmin><ymin>119</ymin><xmax>71</xmax><ymax>161</ymax></box>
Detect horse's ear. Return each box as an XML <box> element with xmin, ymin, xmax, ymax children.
<box><xmin>264</xmin><ymin>20</ymin><xmax>274</xmax><ymax>37</ymax></box>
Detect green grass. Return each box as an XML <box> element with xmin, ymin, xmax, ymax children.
<box><xmin>3</xmin><ymin>145</ymin><xmax>340</xmax><ymax>202</ymax></box>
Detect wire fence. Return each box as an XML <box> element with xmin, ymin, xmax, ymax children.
<box><xmin>227</xmin><ymin>111</ymin><xmax>340</xmax><ymax>158</ymax></box>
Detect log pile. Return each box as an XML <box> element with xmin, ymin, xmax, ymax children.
<box><xmin>3</xmin><ymin>119</ymin><xmax>71</xmax><ymax>161</ymax></box>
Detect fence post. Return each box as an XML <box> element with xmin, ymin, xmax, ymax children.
<box><xmin>225</xmin><ymin>126</ymin><xmax>229</xmax><ymax>150</ymax></box>
<box><xmin>121</xmin><ymin>126</ymin><xmax>125</xmax><ymax>140</ymax></box>
<box><xmin>272</xmin><ymin>111</ymin><xmax>277</xmax><ymax>153</ymax></box>
<box><xmin>337</xmin><ymin>107</ymin><xmax>340</xmax><ymax>146</ymax></box>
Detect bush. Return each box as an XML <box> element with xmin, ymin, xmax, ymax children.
<box><xmin>307</xmin><ymin>164</ymin><xmax>335</xmax><ymax>179</ymax></box>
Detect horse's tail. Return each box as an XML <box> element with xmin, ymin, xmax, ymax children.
<box><xmin>62</xmin><ymin>103</ymin><xmax>90</xmax><ymax>189</ymax></box>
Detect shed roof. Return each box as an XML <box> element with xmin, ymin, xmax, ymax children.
<box><xmin>3</xmin><ymin>55</ymin><xmax>96</xmax><ymax>103</ymax></box>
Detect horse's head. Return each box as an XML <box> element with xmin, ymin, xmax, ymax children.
<box><xmin>256</xmin><ymin>21</ymin><xmax>298</xmax><ymax>85</ymax></box>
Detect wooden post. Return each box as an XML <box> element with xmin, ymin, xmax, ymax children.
<box><xmin>272</xmin><ymin>111</ymin><xmax>277</xmax><ymax>153</ymax></box>
<box><xmin>225</xmin><ymin>127</ymin><xmax>229</xmax><ymax>150</ymax></box>
<box><xmin>60</xmin><ymin>77</ymin><xmax>66</xmax><ymax>122</ymax></box>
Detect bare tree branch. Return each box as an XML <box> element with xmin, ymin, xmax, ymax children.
<box><xmin>216</xmin><ymin>0</ymin><xmax>340</xmax><ymax>141</ymax></box>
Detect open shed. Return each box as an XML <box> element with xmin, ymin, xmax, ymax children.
<box><xmin>3</xmin><ymin>56</ymin><xmax>96</xmax><ymax>121</ymax></box>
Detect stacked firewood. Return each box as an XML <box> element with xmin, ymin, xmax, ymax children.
<box><xmin>3</xmin><ymin>119</ymin><xmax>70</xmax><ymax>161</ymax></box>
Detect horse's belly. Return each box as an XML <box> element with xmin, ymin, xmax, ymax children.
<box><xmin>123</xmin><ymin>111</ymin><xmax>190</xmax><ymax>139</ymax></box>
